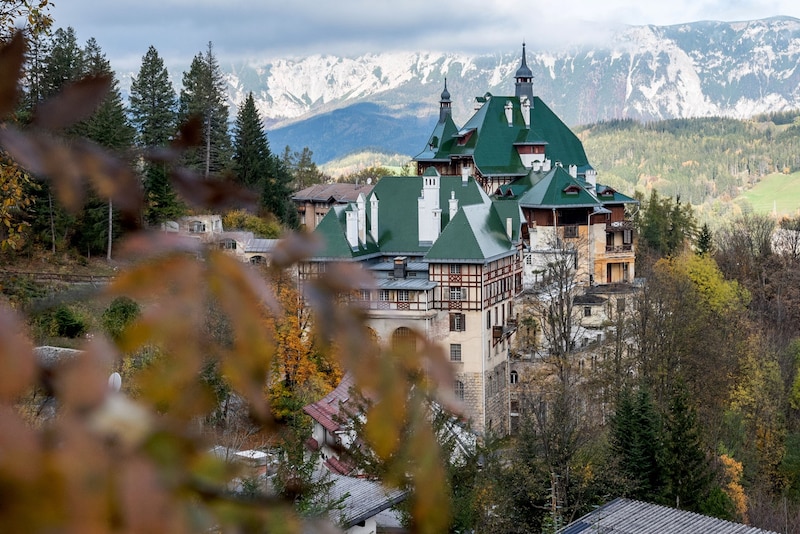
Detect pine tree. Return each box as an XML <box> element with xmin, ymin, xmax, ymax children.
<box><xmin>662</xmin><ymin>384</ymin><xmax>712</xmax><ymax>511</ymax></box>
<box><xmin>28</xmin><ymin>27</ymin><xmax>84</xmax><ymax>252</ymax></box>
<box><xmin>178</xmin><ymin>42</ymin><xmax>232</xmax><ymax>178</ymax></box>
<box><xmin>39</xmin><ymin>26</ymin><xmax>82</xmax><ymax>100</ymax></box>
<box><xmin>129</xmin><ymin>45</ymin><xmax>183</xmax><ymax>226</ymax></box>
<box><xmin>232</xmin><ymin>92</ymin><xmax>269</xmax><ymax>189</ymax></box>
<box><xmin>73</xmin><ymin>37</ymin><xmax>135</xmax><ymax>259</ymax></box>
<box><xmin>610</xmin><ymin>387</ymin><xmax>665</xmax><ymax>502</ymax></box>
<box><xmin>264</xmin><ymin>155</ymin><xmax>299</xmax><ymax>228</ymax></box>
<box><xmin>696</xmin><ymin>223</ymin><xmax>713</xmax><ymax>256</ymax></box>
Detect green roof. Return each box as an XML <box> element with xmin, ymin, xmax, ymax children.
<box><xmin>425</xmin><ymin>203</ymin><xmax>518</xmax><ymax>262</ymax></box>
<box><xmin>415</xmin><ymin>113</ymin><xmax>460</xmax><ymax>161</ymax></box>
<box><xmin>312</xmin><ymin>174</ymin><xmax>494</xmax><ymax>260</ymax></box>
<box><xmin>416</xmin><ymin>95</ymin><xmax>590</xmax><ymax>176</ymax></box>
<box><xmin>516</xmin><ymin>165</ymin><xmax>602</xmax><ymax>208</ymax></box>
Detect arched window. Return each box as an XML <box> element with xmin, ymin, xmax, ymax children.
<box><xmin>250</xmin><ymin>255</ymin><xmax>266</xmax><ymax>264</ymax></box>
<box><xmin>391</xmin><ymin>327</ymin><xmax>416</xmax><ymax>352</ymax></box>
<box><xmin>510</xmin><ymin>370</ymin><xmax>519</xmax><ymax>384</ymax></box>
<box><xmin>454</xmin><ymin>380</ymin><xmax>465</xmax><ymax>401</ymax></box>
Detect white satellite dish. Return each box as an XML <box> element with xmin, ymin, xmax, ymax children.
<box><xmin>108</xmin><ymin>372</ymin><xmax>122</xmax><ymax>392</ymax></box>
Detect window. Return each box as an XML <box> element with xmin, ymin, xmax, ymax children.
<box><xmin>379</xmin><ymin>289</ymin><xmax>390</xmax><ymax>301</ymax></box>
<box><xmin>486</xmin><ymin>310</ymin><xmax>491</xmax><ymax>329</ymax></box>
<box><xmin>397</xmin><ymin>290</ymin><xmax>409</xmax><ymax>302</ymax></box>
<box><xmin>219</xmin><ymin>239</ymin><xmax>237</xmax><ymax>250</ymax></box>
<box><xmin>249</xmin><ymin>255</ymin><xmax>266</xmax><ymax>265</ymax></box>
<box><xmin>454</xmin><ymin>380</ymin><xmax>465</xmax><ymax>401</ymax></box>
<box><xmin>510</xmin><ymin>370</ymin><xmax>519</xmax><ymax>384</ymax></box>
<box><xmin>450</xmin><ymin>264</ymin><xmax>461</xmax><ymax>274</ymax></box>
<box><xmin>392</xmin><ymin>327</ymin><xmax>415</xmax><ymax>351</ymax></box>
<box><xmin>525</xmin><ymin>254</ymin><xmax>533</xmax><ymax>265</ymax></box>
<box><xmin>450</xmin><ymin>313</ymin><xmax>465</xmax><ymax>332</ymax></box>
<box><xmin>359</xmin><ymin>289</ymin><xmax>370</xmax><ymax>301</ymax></box>
<box><xmin>450</xmin><ymin>286</ymin><xmax>465</xmax><ymax>301</ymax></box>
<box><xmin>450</xmin><ymin>344</ymin><xmax>462</xmax><ymax>362</ymax></box>
<box><xmin>584</xmin><ymin>306</ymin><xmax>592</xmax><ymax>317</ymax></box>
<box><xmin>564</xmin><ymin>225</ymin><xmax>578</xmax><ymax>238</ymax></box>
<box><xmin>189</xmin><ymin>221</ymin><xmax>205</xmax><ymax>233</ymax></box>
<box><xmin>623</xmin><ymin>229</ymin><xmax>633</xmax><ymax>244</ymax></box>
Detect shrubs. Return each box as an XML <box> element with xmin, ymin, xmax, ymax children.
<box><xmin>51</xmin><ymin>304</ymin><xmax>87</xmax><ymax>338</ymax></box>
<box><xmin>101</xmin><ymin>296</ymin><xmax>140</xmax><ymax>341</ymax></box>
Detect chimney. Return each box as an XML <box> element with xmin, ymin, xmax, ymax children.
<box><xmin>461</xmin><ymin>165</ymin><xmax>469</xmax><ymax>185</ymax></box>
<box><xmin>586</xmin><ymin>169</ymin><xmax>597</xmax><ymax>189</ymax></box>
<box><xmin>345</xmin><ymin>208</ymin><xmax>358</xmax><ymax>249</ymax></box>
<box><xmin>543</xmin><ymin>159</ymin><xmax>552</xmax><ymax>172</ymax></box>
<box><xmin>504</xmin><ymin>101</ymin><xmax>513</xmax><ymax>126</ymax></box>
<box><xmin>506</xmin><ymin>217</ymin><xmax>513</xmax><ymax>240</ymax></box>
<box><xmin>369</xmin><ymin>192</ymin><xmax>379</xmax><ymax>242</ymax></box>
<box><xmin>521</xmin><ymin>96</ymin><xmax>530</xmax><ymax>128</ymax></box>
<box><xmin>394</xmin><ymin>256</ymin><xmax>408</xmax><ymax>279</ymax></box>
<box><xmin>418</xmin><ymin>170</ymin><xmax>442</xmax><ymax>244</ymax></box>
<box><xmin>356</xmin><ymin>193</ymin><xmax>366</xmax><ymax>244</ymax></box>
<box><xmin>449</xmin><ymin>191</ymin><xmax>459</xmax><ymax>221</ymax></box>
<box><xmin>569</xmin><ymin>165</ymin><xmax>577</xmax><ymax>178</ymax></box>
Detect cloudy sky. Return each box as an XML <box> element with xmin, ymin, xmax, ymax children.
<box><xmin>50</xmin><ymin>0</ymin><xmax>800</xmax><ymax>72</ymax></box>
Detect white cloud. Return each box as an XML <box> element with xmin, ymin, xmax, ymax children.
<box><xmin>50</xmin><ymin>0</ymin><xmax>800</xmax><ymax>73</ymax></box>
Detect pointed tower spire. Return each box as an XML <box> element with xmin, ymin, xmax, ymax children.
<box><xmin>515</xmin><ymin>42</ymin><xmax>534</xmax><ymax>101</ymax></box>
<box><xmin>439</xmin><ymin>77</ymin><xmax>452</xmax><ymax>122</ymax></box>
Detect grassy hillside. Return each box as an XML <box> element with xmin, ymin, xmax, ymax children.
<box><xmin>737</xmin><ymin>171</ymin><xmax>800</xmax><ymax>217</ymax></box>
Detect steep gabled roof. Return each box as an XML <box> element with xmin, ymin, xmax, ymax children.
<box><xmin>416</xmin><ymin>93</ymin><xmax>590</xmax><ymax>177</ymax></box>
<box><xmin>517</xmin><ymin>165</ymin><xmax>602</xmax><ymax>209</ymax></box>
<box><xmin>425</xmin><ymin>202</ymin><xmax>518</xmax><ymax>262</ymax></box>
<box><xmin>312</xmin><ymin>205</ymin><xmax>380</xmax><ymax>260</ymax></box>
<box><xmin>415</xmin><ymin>112</ymin><xmax>460</xmax><ymax>161</ymax></box>
<box><xmin>367</xmin><ymin>175</ymin><xmax>490</xmax><ymax>255</ymax></box>
<box><xmin>303</xmin><ymin>373</ymin><xmax>356</xmax><ymax>433</ymax></box>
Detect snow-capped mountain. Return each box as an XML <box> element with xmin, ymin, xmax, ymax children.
<box><xmin>217</xmin><ymin>16</ymin><xmax>800</xmax><ymax>162</ymax></box>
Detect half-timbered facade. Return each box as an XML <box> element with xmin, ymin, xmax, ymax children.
<box><xmin>301</xmin><ymin>170</ymin><xmax>524</xmax><ymax>435</ymax></box>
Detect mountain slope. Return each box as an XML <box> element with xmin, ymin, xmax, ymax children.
<box><xmin>224</xmin><ymin>17</ymin><xmax>800</xmax><ymax>163</ymax></box>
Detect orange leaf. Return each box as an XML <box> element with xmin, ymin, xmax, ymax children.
<box><xmin>0</xmin><ymin>32</ymin><xmax>26</xmax><ymax>119</ymax></box>
<box><xmin>0</xmin><ymin>306</ymin><xmax>36</xmax><ymax>401</ymax></box>
<box><xmin>32</xmin><ymin>75</ymin><xmax>112</xmax><ymax>131</ymax></box>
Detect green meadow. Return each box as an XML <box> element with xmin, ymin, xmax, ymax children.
<box><xmin>738</xmin><ymin>172</ymin><xmax>800</xmax><ymax>217</ymax></box>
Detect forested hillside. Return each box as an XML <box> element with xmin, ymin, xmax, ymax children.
<box><xmin>578</xmin><ymin>113</ymin><xmax>800</xmax><ymax>217</ymax></box>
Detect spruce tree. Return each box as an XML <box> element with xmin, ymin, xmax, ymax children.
<box><xmin>27</xmin><ymin>27</ymin><xmax>84</xmax><ymax>252</ymax></box>
<box><xmin>232</xmin><ymin>92</ymin><xmax>269</xmax><ymax>189</ymax></box>
<box><xmin>178</xmin><ymin>42</ymin><xmax>232</xmax><ymax>178</ymax></box>
<box><xmin>73</xmin><ymin>37</ymin><xmax>135</xmax><ymax>259</ymax></box>
<box><xmin>129</xmin><ymin>45</ymin><xmax>183</xmax><ymax>226</ymax></box>
<box><xmin>610</xmin><ymin>387</ymin><xmax>665</xmax><ymax>502</ymax></box>
<box><xmin>696</xmin><ymin>223</ymin><xmax>713</xmax><ymax>256</ymax></box>
<box><xmin>662</xmin><ymin>384</ymin><xmax>712</xmax><ymax>511</ymax></box>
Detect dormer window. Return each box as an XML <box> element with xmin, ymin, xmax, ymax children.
<box><xmin>563</xmin><ymin>185</ymin><xmax>581</xmax><ymax>195</ymax></box>
<box><xmin>600</xmin><ymin>187</ymin><xmax>616</xmax><ymax>197</ymax></box>
<box><xmin>457</xmin><ymin>130</ymin><xmax>474</xmax><ymax>146</ymax></box>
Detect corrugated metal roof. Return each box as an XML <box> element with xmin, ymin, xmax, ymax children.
<box><xmin>559</xmin><ymin>498</ymin><xmax>779</xmax><ymax>534</ymax></box>
<box><xmin>293</xmin><ymin>183</ymin><xmax>374</xmax><ymax>203</ymax></box>
<box><xmin>375</xmin><ymin>278</ymin><xmax>437</xmax><ymax>290</ymax></box>
<box><xmin>327</xmin><ymin>472</ymin><xmax>407</xmax><ymax>529</ymax></box>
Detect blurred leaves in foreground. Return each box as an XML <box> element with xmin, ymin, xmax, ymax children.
<box><xmin>0</xmin><ymin>32</ymin><xmax>452</xmax><ymax>533</ymax></box>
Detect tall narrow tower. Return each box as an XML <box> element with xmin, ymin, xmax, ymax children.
<box><xmin>514</xmin><ymin>42</ymin><xmax>534</xmax><ymax>102</ymax></box>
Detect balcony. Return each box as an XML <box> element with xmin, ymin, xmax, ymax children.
<box><xmin>605</xmin><ymin>244</ymin><xmax>633</xmax><ymax>254</ymax></box>
<box><xmin>492</xmin><ymin>318</ymin><xmax>518</xmax><ymax>345</ymax></box>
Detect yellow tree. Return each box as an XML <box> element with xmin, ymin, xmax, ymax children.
<box><xmin>0</xmin><ymin>153</ymin><xmax>33</xmax><ymax>250</ymax></box>
<box><xmin>265</xmin><ymin>267</ymin><xmax>341</xmax><ymax>422</ymax></box>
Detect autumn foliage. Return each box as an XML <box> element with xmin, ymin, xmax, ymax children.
<box><xmin>0</xmin><ymin>32</ymin><xmax>453</xmax><ymax>533</ymax></box>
